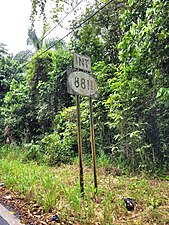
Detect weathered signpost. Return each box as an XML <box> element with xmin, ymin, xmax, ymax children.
<box><xmin>67</xmin><ymin>53</ymin><xmax>98</xmax><ymax>195</ymax></box>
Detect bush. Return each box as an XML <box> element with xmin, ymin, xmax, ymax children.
<box><xmin>40</xmin><ymin>132</ymin><xmax>73</xmax><ymax>165</ymax></box>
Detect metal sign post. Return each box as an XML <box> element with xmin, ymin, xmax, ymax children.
<box><xmin>67</xmin><ymin>53</ymin><xmax>98</xmax><ymax>195</ymax></box>
<box><xmin>76</xmin><ymin>94</ymin><xmax>84</xmax><ymax>196</ymax></box>
<box><xmin>89</xmin><ymin>97</ymin><xmax>97</xmax><ymax>192</ymax></box>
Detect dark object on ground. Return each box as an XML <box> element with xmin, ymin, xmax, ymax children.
<box><xmin>124</xmin><ymin>198</ymin><xmax>134</xmax><ymax>211</ymax></box>
<box><xmin>0</xmin><ymin>182</ymin><xmax>5</xmax><ymax>187</ymax></box>
<box><xmin>50</xmin><ymin>214</ymin><xmax>59</xmax><ymax>221</ymax></box>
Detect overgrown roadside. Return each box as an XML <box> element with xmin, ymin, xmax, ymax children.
<box><xmin>0</xmin><ymin>158</ymin><xmax>169</xmax><ymax>225</ymax></box>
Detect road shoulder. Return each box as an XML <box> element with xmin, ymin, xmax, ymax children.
<box><xmin>0</xmin><ymin>203</ymin><xmax>22</xmax><ymax>225</ymax></box>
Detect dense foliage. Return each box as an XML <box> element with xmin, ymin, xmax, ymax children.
<box><xmin>0</xmin><ymin>44</ymin><xmax>22</xmax><ymax>143</ymax></box>
<box><xmin>0</xmin><ymin>0</ymin><xmax>168</xmax><ymax>172</ymax></box>
<box><xmin>106</xmin><ymin>0</ymin><xmax>169</xmax><ymax>171</ymax></box>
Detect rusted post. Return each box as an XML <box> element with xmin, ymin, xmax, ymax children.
<box><xmin>89</xmin><ymin>97</ymin><xmax>97</xmax><ymax>192</ymax></box>
<box><xmin>76</xmin><ymin>95</ymin><xmax>84</xmax><ymax>196</ymax></box>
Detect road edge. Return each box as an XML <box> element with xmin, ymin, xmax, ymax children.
<box><xmin>0</xmin><ymin>203</ymin><xmax>22</xmax><ymax>225</ymax></box>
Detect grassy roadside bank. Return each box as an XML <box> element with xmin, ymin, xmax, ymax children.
<box><xmin>0</xmin><ymin>157</ymin><xmax>168</xmax><ymax>224</ymax></box>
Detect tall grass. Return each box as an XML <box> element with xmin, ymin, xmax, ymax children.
<box><xmin>0</xmin><ymin>153</ymin><xmax>168</xmax><ymax>224</ymax></box>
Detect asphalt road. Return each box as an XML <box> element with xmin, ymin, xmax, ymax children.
<box><xmin>0</xmin><ymin>215</ymin><xmax>10</xmax><ymax>225</ymax></box>
<box><xmin>0</xmin><ymin>203</ymin><xmax>22</xmax><ymax>225</ymax></box>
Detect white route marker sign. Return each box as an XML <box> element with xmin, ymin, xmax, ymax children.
<box><xmin>67</xmin><ymin>53</ymin><xmax>98</xmax><ymax>194</ymax></box>
<box><xmin>67</xmin><ymin>71</ymin><xmax>98</xmax><ymax>98</ymax></box>
<box><xmin>74</xmin><ymin>53</ymin><xmax>91</xmax><ymax>72</ymax></box>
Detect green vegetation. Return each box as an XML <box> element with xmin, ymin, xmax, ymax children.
<box><xmin>1</xmin><ymin>0</ymin><xmax>168</xmax><ymax>172</ymax></box>
<box><xmin>0</xmin><ymin>152</ymin><xmax>168</xmax><ymax>224</ymax></box>
<box><xmin>0</xmin><ymin>0</ymin><xmax>168</xmax><ymax>223</ymax></box>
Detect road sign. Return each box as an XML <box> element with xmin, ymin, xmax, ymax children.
<box><xmin>67</xmin><ymin>53</ymin><xmax>98</xmax><ymax>195</ymax></box>
<box><xmin>67</xmin><ymin>71</ymin><xmax>98</xmax><ymax>98</ymax></box>
<box><xmin>74</xmin><ymin>53</ymin><xmax>91</xmax><ymax>72</ymax></box>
